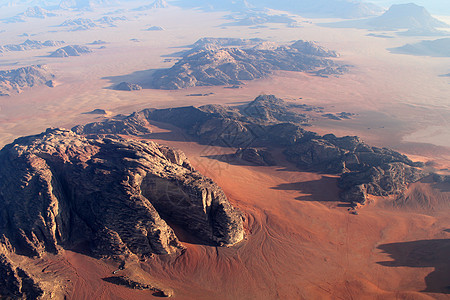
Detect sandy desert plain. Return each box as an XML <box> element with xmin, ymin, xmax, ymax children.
<box><xmin>0</xmin><ymin>2</ymin><xmax>449</xmax><ymax>300</ymax></box>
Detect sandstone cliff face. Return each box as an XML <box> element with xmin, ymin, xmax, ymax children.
<box><xmin>0</xmin><ymin>129</ymin><xmax>244</xmax><ymax>259</ymax></box>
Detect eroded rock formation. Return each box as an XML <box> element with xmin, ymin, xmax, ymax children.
<box><xmin>152</xmin><ymin>38</ymin><xmax>346</xmax><ymax>89</ymax></box>
<box><xmin>73</xmin><ymin>94</ymin><xmax>426</xmax><ymax>205</ymax></box>
<box><xmin>0</xmin><ymin>65</ymin><xmax>55</xmax><ymax>96</ymax></box>
<box><xmin>0</xmin><ymin>129</ymin><xmax>244</xmax><ymax>259</ymax></box>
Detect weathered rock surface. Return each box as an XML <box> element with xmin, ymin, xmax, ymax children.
<box><xmin>152</xmin><ymin>38</ymin><xmax>344</xmax><ymax>89</ymax></box>
<box><xmin>0</xmin><ymin>254</ymin><xmax>43</xmax><ymax>299</ymax></box>
<box><xmin>234</xmin><ymin>148</ymin><xmax>276</xmax><ymax>166</ymax></box>
<box><xmin>0</xmin><ymin>65</ymin><xmax>55</xmax><ymax>96</ymax></box>
<box><xmin>339</xmin><ymin>163</ymin><xmax>424</xmax><ymax>204</ymax></box>
<box><xmin>114</xmin><ymin>82</ymin><xmax>142</xmax><ymax>91</ymax></box>
<box><xmin>49</xmin><ymin>45</ymin><xmax>91</xmax><ymax>57</ymax></box>
<box><xmin>72</xmin><ymin>112</ymin><xmax>150</xmax><ymax>135</ymax></box>
<box><xmin>72</xmin><ymin>94</ymin><xmax>426</xmax><ymax>205</ymax></box>
<box><xmin>0</xmin><ymin>128</ymin><xmax>244</xmax><ymax>259</ymax></box>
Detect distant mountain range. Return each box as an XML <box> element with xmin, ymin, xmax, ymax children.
<box><xmin>58</xmin><ymin>0</ymin><xmax>117</xmax><ymax>9</ymax></box>
<box><xmin>173</xmin><ymin>0</ymin><xmax>384</xmax><ymax>19</ymax></box>
<box><xmin>323</xmin><ymin>3</ymin><xmax>449</xmax><ymax>34</ymax></box>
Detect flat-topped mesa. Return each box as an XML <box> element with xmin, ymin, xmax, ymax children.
<box><xmin>0</xmin><ymin>128</ymin><xmax>244</xmax><ymax>258</ymax></box>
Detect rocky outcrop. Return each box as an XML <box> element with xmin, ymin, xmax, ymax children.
<box><xmin>0</xmin><ymin>65</ymin><xmax>55</xmax><ymax>96</ymax></box>
<box><xmin>49</xmin><ymin>45</ymin><xmax>92</xmax><ymax>57</ymax></box>
<box><xmin>152</xmin><ymin>39</ymin><xmax>345</xmax><ymax>89</ymax></box>
<box><xmin>284</xmin><ymin>134</ymin><xmax>420</xmax><ymax>173</ymax></box>
<box><xmin>114</xmin><ymin>82</ymin><xmax>142</xmax><ymax>91</ymax></box>
<box><xmin>0</xmin><ymin>254</ymin><xmax>43</xmax><ymax>299</ymax></box>
<box><xmin>338</xmin><ymin>163</ymin><xmax>424</xmax><ymax>204</ymax></box>
<box><xmin>290</xmin><ymin>40</ymin><xmax>338</xmax><ymax>57</ymax></box>
<box><xmin>234</xmin><ymin>148</ymin><xmax>276</xmax><ymax>166</ymax></box>
<box><xmin>0</xmin><ymin>128</ymin><xmax>244</xmax><ymax>259</ymax></box>
<box><xmin>72</xmin><ymin>94</ymin><xmax>426</xmax><ymax>205</ymax></box>
<box><xmin>72</xmin><ymin>112</ymin><xmax>150</xmax><ymax>135</ymax></box>
<box><xmin>83</xmin><ymin>109</ymin><xmax>107</xmax><ymax>115</ymax></box>
<box><xmin>0</xmin><ymin>40</ymin><xmax>64</xmax><ymax>54</ymax></box>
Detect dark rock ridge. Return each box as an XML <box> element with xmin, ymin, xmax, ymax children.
<box><xmin>0</xmin><ymin>39</ymin><xmax>65</xmax><ymax>54</ymax></box>
<box><xmin>114</xmin><ymin>82</ymin><xmax>142</xmax><ymax>91</ymax></box>
<box><xmin>234</xmin><ymin>148</ymin><xmax>276</xmax><ymax>166</ymax></box>
<box><xmin>0</xmin><ymin>128</ymin><xmax>244</xmax><ymax>259</ymax></box>
<box><xmin>83</xmin><ymin>109</ymin><xmax>107</xmax><ymax>115</ymax></box>
<box><xmin>49</xmin><ymin>45</ymin><xmax>92</xmax><ymax>57</ymax></box>
<box><xmin>0</xmin><ymin>254</ymin><xmax>43</xmax><ymax>299</ymax></box>
<box><xmin>72</xmin><ymin>112</ymin><xmax>150</xmax><ymax>135</ymax></box>
<box><xmin>0</xmin><ymin>65</ymin><xmax>55</xmax><ymax>96</ymax></box>
<box><xmin>74</xmin><ymin>94</ymin><xmax>427</xmax><ymax>205</ymax></box>
<box><xmin>152</xmin><ymin>38</ymin><xmax>344</xmax><ymax>89</ymax></box>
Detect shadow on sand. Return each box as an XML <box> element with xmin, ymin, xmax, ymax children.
<box><xmin>377</xmin><ymin>239</ymin><xmax>450</xmax><ymax>294</ymax></box>
<box><xmin>101</xmin><ymin>69</ymin><xmax>160</xmax><ymax>89</ymax></box>
<box><xmin>270</xmin><ymin>176</ymin><xmax>340</xmax><ymax>202</ymax></box>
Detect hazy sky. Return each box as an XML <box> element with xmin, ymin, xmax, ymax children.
<box><xmin>369</xmin><ymin>0</ymin><xmax>450</xmax><ymax>15</ymax></box>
